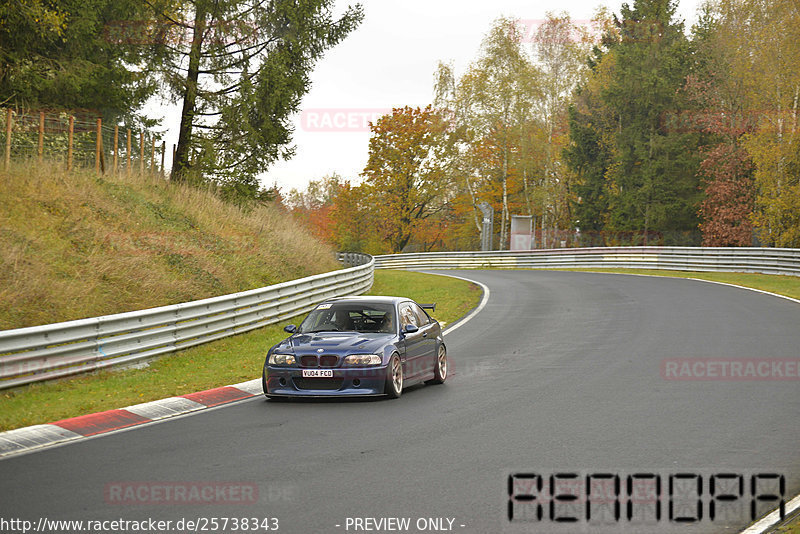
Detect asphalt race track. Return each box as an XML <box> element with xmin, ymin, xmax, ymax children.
<box><xmin>1</xmin><ymin>270</ymin><xmax>798</xmax><ymax>534</ymax></box>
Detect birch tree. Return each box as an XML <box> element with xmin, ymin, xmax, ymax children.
<box><xmin>532</xmin><ymin>12</ymin><xmax>592</xmax><ymax>244</ymax></box>
<box><xmin>435</xmin><ymin>18</ymin><xmax>541</xmax><ymax>249</ymax></box>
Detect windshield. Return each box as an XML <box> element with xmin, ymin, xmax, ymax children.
<box><xmin>298</xmin><ymin>303</ymin><xmax>396</xmax><ymax>334</ymax></box>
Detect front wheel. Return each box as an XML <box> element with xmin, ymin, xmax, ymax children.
<box><xmin>385</xmin><ymin>354</ymin><xmax>403</xmax><ymax>398</ymax></box>
<box><xmin>427</xmin><ymin>344</ymin><xmax>447</xmax><ymax>385</ymax></box>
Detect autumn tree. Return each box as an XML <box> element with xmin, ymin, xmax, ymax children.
<box><xmin>684</xmin><ymin>5</ymin><xmax>756</xmax><ymax>246</ymax></box>
<box><xmin>685</xmin><ymin>0</ymin><xmax>799</xmax><ymax>247</ymax></box>
<box><xmin>285</xmin><ymin>174</ymin><xmax>346</xmax><ymax>243</ymax></box>
<box><xmin>466</xmin><ymin>19</ymin><xmax>541</xmax><ymax>248</ymax></box>
<box><xmin>697</xmin><ymin>144</ymin><xmax>754</xmax><ymax>245</ymax></box>
<box><xmin>433</xmin><ymin>63</ymin><xmax>484</xmax><ymax>243</ymax></box>
<box><xmin>361</xmin><ymin>106</ymin><xmax>451</xmax><ymax>253</ymax></box>
<box><xmin>721</xmin><ymin>0</ymin><xmax>800</xmax><ymax>247</ymax></box>
<box><xmin>328</xmin><ymin>181</ymin><xmax>386</xmax><ymax>254</ymax></box>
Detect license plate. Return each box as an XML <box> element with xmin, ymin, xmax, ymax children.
<box><xmin>302</xmin><ymin>369</ymin><xmax>333</xmax><ymax>378</ymax></box>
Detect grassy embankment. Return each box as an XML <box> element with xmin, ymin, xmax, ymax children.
<box><xmin>0</xmin><ymin>161</ymin><xmax>340</xmax><ymax>328</ymax></box>
<box><xmin>0</xmin><ymin>161</ymin><xmax>482</xmax><ymax>430</ymax></box>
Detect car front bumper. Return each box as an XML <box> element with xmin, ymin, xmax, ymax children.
<box><xmin>263</xmin><ymin>365</ymin><xmax>389</xmax><ymax>396</ymax></box>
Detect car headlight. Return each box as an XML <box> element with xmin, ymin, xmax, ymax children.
<box><xmin>343</xmin><ymin>354</ymin><xmax>382</xmax><ymax>366</ymax></box>
<box><xmin>268</xmin><ymin>353</ymin><xmax>296</xmax><ymax>365</ymax></box>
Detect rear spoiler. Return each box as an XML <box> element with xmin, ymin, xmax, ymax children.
<box><xmin>419</xmin><ymin>303</ymin><xmax>436</xmax><ymax>312</ymax></box>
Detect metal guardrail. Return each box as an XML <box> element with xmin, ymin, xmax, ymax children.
<box><xmin>374</xmin><ymin>247</ymin><xmax>800</xmax><ymax>276</ymax></box>
<box><xmin>2</xmin><ymin>247</ymin><xmax>796</xmax><ymax>390</ymax></box>
<box><xmin>0</xmin><ymin>254</ymin><xmax>374</xmax><ymax>390</ymax></box>
<box><xmin>337</xmin><ymin>252</ymin><xmax>373</xmax><ymax>267</ymax></box>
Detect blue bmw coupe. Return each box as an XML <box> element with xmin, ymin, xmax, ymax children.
<box><xmin>262</xmin><ymin>296</ymin><xmax>447</xmax><ymax>398</ymax></box>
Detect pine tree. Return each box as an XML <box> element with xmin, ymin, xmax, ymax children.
<box><xmin>602</xmin><ymin>0</ymin><xmax>701</xmax><ymax>244</ymax></box>
<box><xmin>145</xmin><ymin>0</ymin><xmax>363</xmax><ymax>200</ymax></box>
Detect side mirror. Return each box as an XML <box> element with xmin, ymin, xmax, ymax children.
<box><xmin>403</xmin><ymin>324</ymin><xmax>419</xmax><ymax>334</ymax></box>
<box><xmin>284</xmin><ymin>324</ymin><xmax>297</xmax><ymax>333</ymax></box>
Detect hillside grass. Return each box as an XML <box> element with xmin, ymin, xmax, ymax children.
<box><xmin>0</xmin><ymin>160</ymin><xmax>339</xmax><ymax>329</ymax></box>
<box><xmin>772</xmin><ymin>516</ymin><xmax>800</xmax><ymax>534</ymax></box>
<box><xmin>0</xmin><ymin>270</ymin><xmax>482</xmax><ymax>431</ymax></box>
<box><xmin>774</xmin><ymin>515</ymin><xmax>800</xmax><ymax>534</ymax></box>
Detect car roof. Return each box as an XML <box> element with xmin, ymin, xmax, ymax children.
<box><xmin>322</xmin><ymin>296</ymin><xmax>411</xmax><ymax>306</ymax></box>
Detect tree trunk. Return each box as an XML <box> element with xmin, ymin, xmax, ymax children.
<box><xmin>465</xmin><ymin>175</ymin><xmax>482</xmax><ymax>233</ymax></box>
<box><xmin>522</xmin><ymin>169</ymin><xmax>533</xmax><ymax>216</ymax></box>
<box><xmin>172</xmin><ymin>3</ymin><xmax>208</xmax><ymax>181</ymax></box>
<box><xmin>541</xmin><ymin>206</ymin><xmax>546</xmax><ymax>248</ymax></box>
<box><xmin>500</xmin><ymin>146</ymin><xmax>509</xmax><ymax>250</ymax></box>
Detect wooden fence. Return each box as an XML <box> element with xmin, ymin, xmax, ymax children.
<box><xmin>2</xmin><ymin>108</ymin><xmax>169</xmax><ymax>176</ymax></box>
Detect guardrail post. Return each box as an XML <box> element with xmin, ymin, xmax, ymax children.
<box><xmin>38</xmin><ymin>111</ymin><xmax>44</xmax><ymax>162</ymax></box>
<box><xmin>113</xmin><ymin>125</ymin><xmax>119</xmax><ymax>174</ymax></box>
<box><xmin>5</xmin><ymin>108</ymin><xmax>13</xmax><ymax>170</ymax></box>
<box><xmin>139</xmin><ymin>132</ymin><xmax>145</xmax><ymax>175</ymax></box>
<box><xmin>150</xmin><ymin>136</ymin><xmax>156</xmax><ymax>175</ymax></box>
<box><xmin>67</xmin><ymin>116</ymin><xmax>74</xmax><ymax>172</ymax></box>
<box><xmin>95</xmin><ymin>118</ymin><xmax>102</xmax><ymax>173</ymax></box>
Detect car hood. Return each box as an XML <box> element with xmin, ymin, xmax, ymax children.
<box><xmin>278</xmin><ymin>332</ymin><xmax>393</xmax><ymax>355</ymax></box>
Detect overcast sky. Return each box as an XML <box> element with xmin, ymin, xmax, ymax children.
<box><xmin>148</xmin><ymin>0</ymin><xmax>705</xmax><ymax>194</ymax></box>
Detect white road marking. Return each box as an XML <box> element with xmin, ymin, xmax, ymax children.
<box><xmin>124</xmin><ymin>397</ymin><xmax>206</xmax><ymax>421</ymax></box>
<box><xmin>405</xmin><ymin>270</ymin><xmax>491</xmax><ymax>335</ymax></box>
<box><xmin>0</xmin><ymin>425</ymin><xmax>82</xmax><ymax>457</ymax></box>
<box><xmin>231</xmin><ymin>378</ymin><xmax>263</xmax><ymax>395</ymax></box>
<box><xmin>686</xmin><ymin>277</ymin><xmax>800</xmax><ymax>305</ymax></box>
<box><xmin>740</xmin><ymin>493</ymin><xmax>800</xmax><ymax>534</ymax></box>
